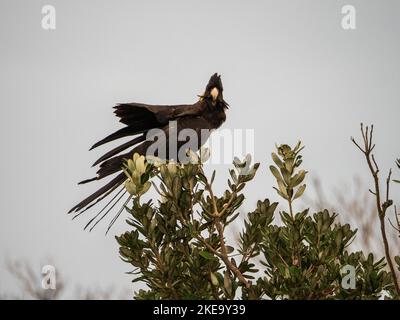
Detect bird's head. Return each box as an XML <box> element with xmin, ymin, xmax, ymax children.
<box><xmin>201</xmin><ymin>73</ymin><xmax>228</xmax><ymax>108</ymax></box>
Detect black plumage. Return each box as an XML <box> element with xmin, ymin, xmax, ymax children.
<box><xmin>69</xmin><ymin>73</ymin><xmax>228</xmax><ymax>228</ymax></box>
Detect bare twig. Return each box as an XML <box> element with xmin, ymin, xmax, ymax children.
<box><xmin>351</xmin><ymin>123</ymin><xmax>400</xmax><ymax>295</ymax></box>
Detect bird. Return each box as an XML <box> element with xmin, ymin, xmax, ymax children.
<box><xmin>69</xmin><ymin>73</ymin><xmax>228</xmax><ymax>230</ymax></box>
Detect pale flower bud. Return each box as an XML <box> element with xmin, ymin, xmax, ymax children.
<box><xmin>167</xmin><ymin>161</ymin><xmax>178</xmax><ymax>175</ymax></box>
<box><xmin>200</xmin><ymin>147</ymin><xmax>211</xmax><ymax>163</ymax></box>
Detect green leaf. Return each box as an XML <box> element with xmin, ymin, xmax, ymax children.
<box><xmin>293</xmin><ymin>141</ymin><xmax>302</xmax><ymax>152</ymax></box>
<box><xmin>271</xmin><ymin>152</ymin><xmax>284</xmax><ymax>169</ymax></box>
<box><xmin>224</xmin><ymin>271</ymin><xmax>232</xmax><ymax>295</ymax></box>
<box><xmin>270</xmin><ymin>165</ymin><xmax>284</xmax><ymax>184</ymax></box>
<box><xmin>273</xmin><ymin>187</ymin><xmax>288</xmax><ymax>200</ymax></box>
<box><xmin>293</xmin><ymin>184</ymin><xmax>306</xmax><ymax>200</ymax></box>
<box><xmin>277</xmin><ymin>180</ymin><xmax>288</xmax><ymax>197</ymax></box>
<box><xmin>225</xmin><ymin>246</ymin><xmax>235</xmax><ymax>254</ymax></box>
<box><xmin>211</xmin><ymin>170</ymin><xmax>216</xmax><ymax>184</ymax></box>
<box><xmin>290</xmin><ymin>170</ymin><xmax>306</xmax><ymax>188</ymax></box>
<box><xmin>199</xmin><ymin>250</ymin><xmax>216</xmax><ymax>260</ymax></box>
<box><xmin>395</xmin><ymin>256</ymin><xmax>400</xmax><ymax>271</ymax></box>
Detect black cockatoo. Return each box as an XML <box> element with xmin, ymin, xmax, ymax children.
<box><xmin>69</xmin><ymin>73</ymin><xmax>228</xmax><ymax>229</ymax></box>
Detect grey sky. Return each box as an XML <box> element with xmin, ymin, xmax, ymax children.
<box><xmin>1</xmin><ymin>0</ymin><xmax>399</xmax><ymax>297</ymax></box>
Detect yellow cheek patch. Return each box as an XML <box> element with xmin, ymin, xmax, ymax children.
<box><xmin>210</xmin><ymin>88</ymin><xmax>219</xmax><ymax>101</ymax></box>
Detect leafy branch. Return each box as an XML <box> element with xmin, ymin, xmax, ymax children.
<box><xmin>115</xmin><ymin>137</ymin><xmax>397</xmax><ymax>300</ymax></box>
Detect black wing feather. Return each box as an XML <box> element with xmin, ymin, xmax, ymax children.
<box><xmin>69</xmin><ymin>100</ymin><xmax>207</xmax><ymax>221</ymax></box>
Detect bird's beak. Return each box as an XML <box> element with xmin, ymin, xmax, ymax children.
<box><xmin>210</xmin><ymin>87</ymin><xmax>219</xmax><ymax>101</ymax></box>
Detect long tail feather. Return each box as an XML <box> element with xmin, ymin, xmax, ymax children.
<box><xmin>82</xmin><ymin>186</ymin><xmax>126</xmax><ymax>230</ymax></box>
<box><xmin>70</xmin><ymin>102</ymin><xmax>165</xmax><ymax>225</ymax></box>
<box><xmin>68</xmin><ymin>172</ymin><xmax>125</xmax><ymax>213</ymax></box>
<box><xmin>78</xmin><ymin>176</ymin><xmax>98</xmax><ymax>185</ymax></box>
<box><xmin>90</xmin><ymin>127</ymin><xmax>137</xmax><ymax>150</ymax></box>
<box><xmin>92</xmin><ymin>135</ymin><xmax>145</xmax><ymax>167</ymax></box>
<box><xmin>72</xmin><ymin>183</ymin><xmax>121</xmax><ymax>219</ymax></box>
<box><xmin>95</xmin><ymin>151</ymin><xmax>134</xmax><ymax>178</ymax></box>
<box><xmin>90</xmin><ymin>104</ymin><xmax>162</xmax><ymax>150</ymax></box>
<box><xmin>106</xmin><ymin>195</ymin><xmax>132</xmax><ymax>235</ymax></box>
<box><xmin>88</xmin><ymin>190</ymin><xmax>128</xmax><ymax>231</ymax></box>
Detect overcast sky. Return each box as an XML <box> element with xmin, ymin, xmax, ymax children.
<box><xmin>1</xmin><ymin>0</ymin><xmax>399</xmax><ymax>298</ymax></box>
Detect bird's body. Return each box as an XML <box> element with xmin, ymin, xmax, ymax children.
<box><xmin>70</xmin><ymin>73</ymin><xmax>228</xmax><ymax>228</ymax></box>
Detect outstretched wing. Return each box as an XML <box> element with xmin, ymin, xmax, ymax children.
<box><xmin>90</xmin><ymin>100</ymin><xmax>205</xmax><ymax>150</ymax></box>
<box><xmin>113</xmin><ymin>101</ymin><xmax>205</xmax><ymax>126</ymax></box>
<box><xmin>69</xmin><ymin>100</ymin><xmax>206</xmax><ymax>217</ymax></box>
